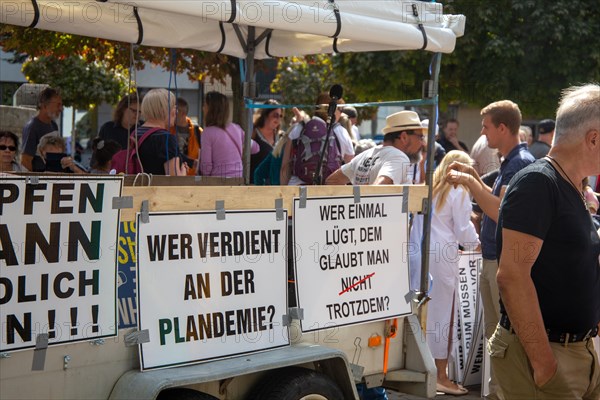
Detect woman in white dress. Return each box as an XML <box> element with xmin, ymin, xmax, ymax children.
<box><xmin>426</xmin><ymin>150</ymin><xmax>480</xmax><ymax>395</ymax></box>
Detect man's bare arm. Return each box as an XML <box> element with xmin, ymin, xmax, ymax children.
<box><xmin>372</xmin><ymin>175</ymin><xmax>393</xmax><ymax>185</ymax></box>
<box><xmin>446</xmin><ymin>161</ymin><xmax>503</xmax><ymax>222</ymax></box>
<box><xmin>325</xmin><ymin>168</ymin><xmax>350</xmax><ymax>185</ymax></box>
<box><xmin>497</xmin><ymin>228</ymin><xmax>557</xmax><ymax>387</ymax></box>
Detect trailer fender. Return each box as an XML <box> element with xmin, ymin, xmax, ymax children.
<box><xmin>108</xmin><ymin>343</ymin><xmax>358</xmax><ymax>400</ymax></box>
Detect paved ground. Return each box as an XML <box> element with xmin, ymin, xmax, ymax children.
<box><xmin>388</xmin><ymin>385</ymin><xmax>483</xmax><ymax>400</ymax></box>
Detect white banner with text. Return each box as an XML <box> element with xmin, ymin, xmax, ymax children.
<box><xmin>136</xmin><ymin>210</ymin><xmax>289</xmax><ymax>370</ymax></box>
<box><xmin>293</xmin><ymin>194</ymin><xmax>412</xmax><ymax>332</ymax></box>
<box><xmin>0</xmin><ymin>176</ymin><xmax>122</xmax><ymax>351</ymax></box>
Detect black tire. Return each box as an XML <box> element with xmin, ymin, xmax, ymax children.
<box><xmin>157</xmin><ymin>388</ymin><xmax>218</xmax><ymax>400</ymax></box>
<box><xmin>247</xmin><ymin>367</ymin><xmax>344</xmax><ymax>400</ymax></box>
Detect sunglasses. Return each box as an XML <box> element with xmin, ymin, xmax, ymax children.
<box><xmin>0</xmin><ymin>145</ymin><xmax>17</xmax><ymax>151</ymax></box>
<box><xmin>271</xmin><ymin>113</ymin><xmax>283</xmax><ymax>119</ymax></box>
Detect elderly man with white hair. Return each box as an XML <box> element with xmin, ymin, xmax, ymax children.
<box><xmin>493</xmin><ymin>84</ymin><xmax>600</xmax><ymax>399</ymax></box>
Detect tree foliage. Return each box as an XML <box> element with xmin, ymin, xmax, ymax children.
<box><xmin>0</xmin><ymin>26</ymin><xmax>234</xmax><ymax>83</ymax></box>
<box><xmin>271</xmin><ymin>54</ymin><xmax>376</xmax><ymax>122</ymax></box>
<box><xmin>272</xmin><ymin>0</ymin><xmax>600</xmax><ymax>118</ymax></box>
<box><xmin>271</xmin><ymin>54</ymin><xmax>336</xmax><ymax>106</ymax></box>
<box><xmin>444</xmin><ymin>0</ymin><xmax>600</xmax><ymax>116</ymax></box>
<box><xmin>23</xmin><ymin>55</ymin><xmax>127</xmax><ymax>109</ymax></box>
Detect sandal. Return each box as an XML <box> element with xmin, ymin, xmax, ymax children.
<box><xmin>436</xmin><ymin>382</ymin><xmax>469</xmax><ymax>396</ymax></box>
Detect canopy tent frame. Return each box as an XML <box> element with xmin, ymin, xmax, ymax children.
<box><xmin>1</xmin><ymin>0</ymin><xmax>462</xmax><ymax>318</ymax></box>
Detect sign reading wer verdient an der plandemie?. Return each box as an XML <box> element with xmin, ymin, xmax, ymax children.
<box><xmin>293</xmin><ymin>194</ymin><xmax>412</xmax><ymax>332</ymax></box>
<box><xmin>0</xmin><ymin>176</ymin><xmax>122</xmax><ymax>352</ymax></box>
<box><xmin>136</xmin><ymin>210</ymin><xmax>289</xmax><ymax>370</ymax></box>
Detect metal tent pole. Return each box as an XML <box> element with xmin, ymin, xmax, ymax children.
<box><xmin>242</xmin><ymin>26</ymin><xmax>256</xmax><ymax>185</ymax></box>
<box><xmin>417</xmin><ymin>52</ymin><xmax>442</xmax><ymax>325</ymax></box>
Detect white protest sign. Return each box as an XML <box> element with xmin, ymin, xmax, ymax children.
<box><xmin>0</xmin><ymin>176</ymin><xmax>122</xmax><ymax>351</ymax></box>
<box><xmin>451</xmin><ymin>252</ymin><xmax>484</xmax><ymax>386</ymax></box>
<box><xmin>136</xmin><ymin>210</ymin><xmax>289</xmax><ymax>370</ymax></box>
<box><xmin>293</xmin><ymin>195</ymin><xmax>412</xmax><ymax>332</ymax></box>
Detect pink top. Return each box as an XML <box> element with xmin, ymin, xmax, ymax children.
<box><xmin>200</xmin><ymin>123</ymin><xmax>259</xmax><ymax>177</ymax></box>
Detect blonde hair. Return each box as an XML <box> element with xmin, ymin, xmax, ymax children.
<box><xmin>141</xmin><ymin>89</ymin><xmax>175</xmax><ymax>125</ymax></box>
<box><xmin>272</xmin><ymin>129</ymin><xmax>289</xmax><ymax>158</ymax></box>
<box><xmin>432</xmin><ymin>150</ymin><xmax>473</xmax><ymax>212</ymax></box>
<box><xmin>38</xmin><ymin>134</ymin><xmax>65</xmax><ymax>154</ymax></box>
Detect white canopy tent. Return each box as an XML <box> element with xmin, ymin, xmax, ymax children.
<box><xmin>1</xmin><ymin>1</ymin><xmax>465</xmax><ymax>57</ymax></box>
<box><xmin>2</xmin><ymin>0</ymin><xmax>466</xmax><ymax>301</ymax></box>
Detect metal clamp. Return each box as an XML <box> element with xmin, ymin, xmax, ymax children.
<box><xmin>25</xmin><ymin>176</ymin><xmax>40</xmax><ymax>184</ymax></box>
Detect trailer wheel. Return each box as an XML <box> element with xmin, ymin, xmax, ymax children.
<box><xmin>157</xmin><ymin>388</ymin><xmax>217</xmax><ymax>400</ymax></box>
<box><xmin>247</xmin><ymin>367</ymin><xmax>343</xmax><ymax>400</ymax></box>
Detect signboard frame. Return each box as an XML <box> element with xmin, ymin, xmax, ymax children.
<box><xmin>136</xmin><ymin>209</ymin><xmax>290</xmax><ymax>371</ymax></box>
<box><xmin>0</xmin><ymin>176</ymin><xmax>122</xmax><ymax>352</ymax></box>
<box><xmin>293</xmin><ymin>194</ymin><xmax>412</xmax><ymax>333</ymax></box>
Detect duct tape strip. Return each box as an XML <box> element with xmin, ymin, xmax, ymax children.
<box><xmin>404</xmin><ymin>290</ymin><xmax>418</xmax><ymax>304</ymax></box>
<box><xmin>421</xmin><ymin>197</ymin><xmax>429</xmax><ymax>215</ymax></box>
<box><xmin>275</xmin><ymin>198</ymin><xmax>284</xmax><ymax>220</ymax></box>
<box><xmin>299</xmin><ymin>186</ymin><xmax>307</xmax><ymax>209</ymax></box>
<box><xmin>31</xmin><ymin>334</ymin><xmax>48</xmax><ymax>371</ymax></box>
<box><xmin>282</xmin><ymin>307</ymin><xmax>304</xmax><ymax>326</ymax></box>
<box><xmin>402</xmin><ymin>186</ymin><xmax>409</xmax><ymax>213</ymax></box>
<box><xmin>216</xmin><ymin>200</ymin><xmax>226</xmax><ymax>220</ymax></box>
<box><xmin>140</xmin><ymin>200</ymin><xmax>149</xmax><ymax>224</ymax></box>
<box><xmin>353</xmin><ymin>186</ymin><xmax>361</xmax><ymax>203</ymax></box>
<box><xmin>124</xmin><ymin>329</ymin><xmax>150</xmax><ymax>347</ymax></box>
<box><xmin>350</xmin><ymin>363</ymin><xmax>365</xmax><ymax>382</ymax></box>
<box><xmin>25</xmin><ymin>176</ymin><xmax>40</xmax><ymax>185</ymax></box>
<box><xmin>112</xmin><ymin>196</ymin><xmax>133</xmax><ymax>210</ymax></box>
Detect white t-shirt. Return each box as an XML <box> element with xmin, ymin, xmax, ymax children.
<box><xmin>341</xmin><ymin>145</ymin><xmax>412</xmax><ymax>185</ymax></box>
<box><xmin>288</xmin><ymin>120</ymin><xmax>355</xmax><ymax>185</ymax></box>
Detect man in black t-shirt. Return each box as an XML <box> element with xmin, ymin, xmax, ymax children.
<box><xmin>492</xmin><ymin>84</ymin><xmax>600</xmax><ymax>399</ymax></box>
<box><xmin>21</xmin><ymin>87</ymin><xmax>63</xmax><ymax>170</ymax></box>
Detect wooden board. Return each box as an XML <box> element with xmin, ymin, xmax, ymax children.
<box><xmin>120</xmin><ymin>185</ymin><xmax>428</xmax><ymax>221</ymax></box>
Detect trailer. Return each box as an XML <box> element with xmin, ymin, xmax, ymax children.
<box><xmin>1</xmin><ymin>177</ymin><xmax>435</xmax><ymax>399</ymax></box>
<box><xmin>1</xmin><ymin>1</ymin><xmax>466</xmax><ymax>398</ymax></box>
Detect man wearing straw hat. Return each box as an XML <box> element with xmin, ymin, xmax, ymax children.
<box><xmin>326</xmin><ymin>110</ymin><xmax>425</xmax><ymax>185</ymax></box>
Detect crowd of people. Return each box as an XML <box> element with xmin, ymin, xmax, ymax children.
<box><xmin>2</xmin><ymin>83</ymin><xmax>598</xmax><ymax>400</ymax></box>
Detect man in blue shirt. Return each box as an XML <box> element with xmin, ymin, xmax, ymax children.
<box><xmin>446</xmin><ymin>100</ymin><xmax>534</xmax><ymax>400</ymax></box>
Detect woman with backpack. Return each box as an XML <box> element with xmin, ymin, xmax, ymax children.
<box><xmin>280</xmin><ymin>92</ymin><xmax>355</xmax><ymax>185</ymax></box>
<box><xmin>127</xmin><ymin>89</ymin><xmax>187</xmax><ymax>176</ymax></box>
<box><xmin>199</xmin><ymin>91</ymin><xmax>259</xmax><ymax>178</ymax></box>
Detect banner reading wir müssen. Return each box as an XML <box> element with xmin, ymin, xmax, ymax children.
<box><xmin>0</xmin><ymin>176</ymin><xmax>122</xmax><ymax>351</ymax></box>
<box><xmin>136</xmin><ymin>210</ymin><xmax>289</xmax><ymax>370</ymax></box>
